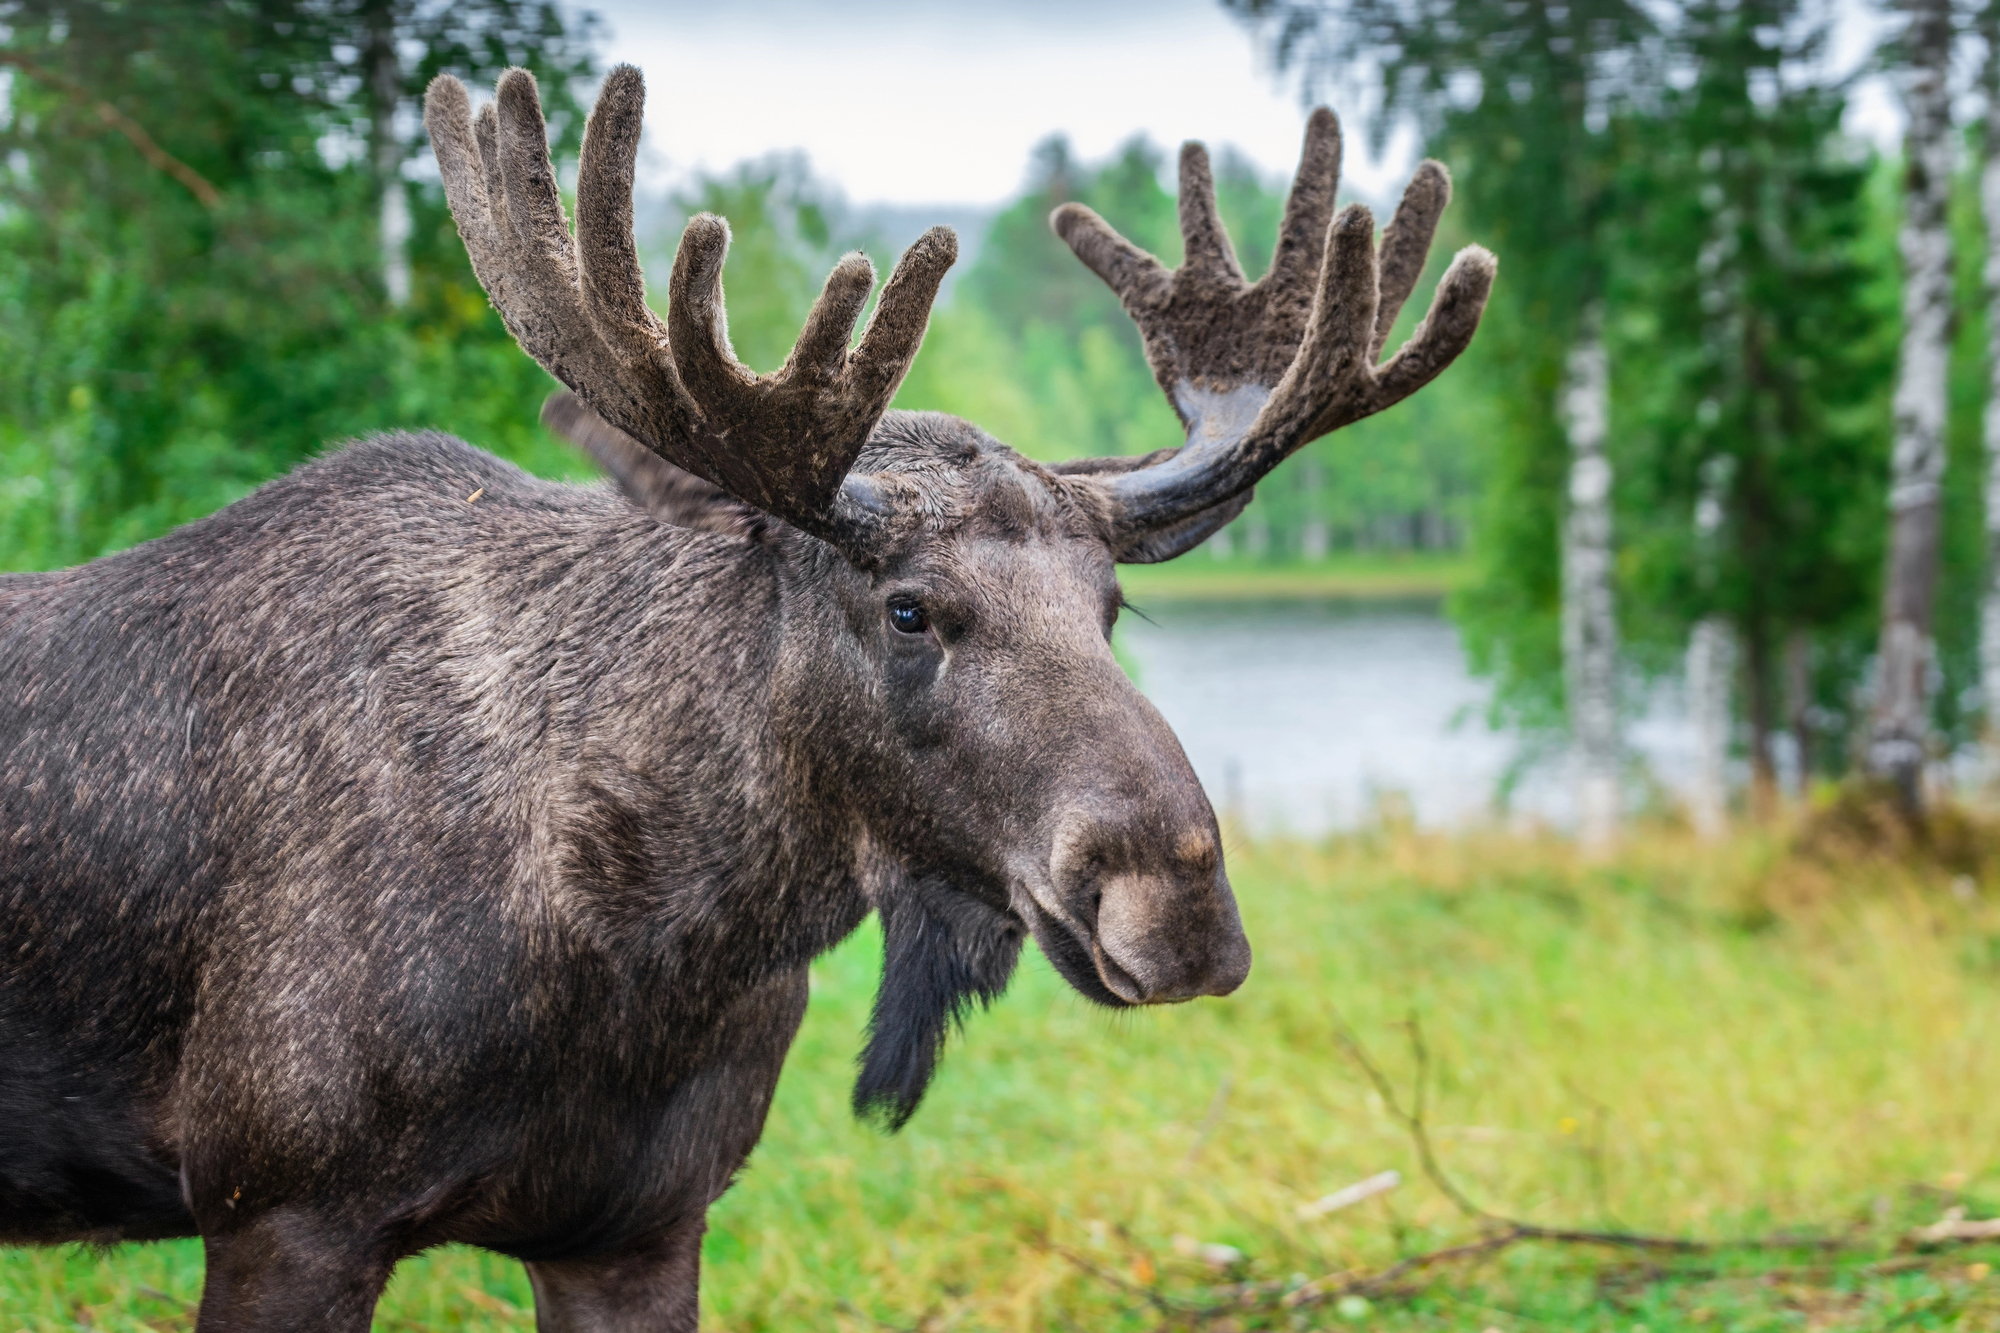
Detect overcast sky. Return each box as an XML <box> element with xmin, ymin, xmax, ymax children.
<box><xmin>584</xmin><ymin>0</ymin><xmax>1906</xmax><ymax>212</ymax></box>
<box><xmin>586</xmin><ymin>0</ymin><xmax>1422</xmax><ymax>208</ymax></box>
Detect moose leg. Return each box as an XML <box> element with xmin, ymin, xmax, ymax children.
<box><xmin>525</xmin><ymin>1218</ymin><xmax>706</xmax><ymax>1333</ymax></box>
<box><xmin>194</xmin><ymin>1209</ymin><xmax>392</xmax><ymax>1332</ymax></box>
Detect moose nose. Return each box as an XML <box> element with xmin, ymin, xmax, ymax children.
<box><xmin>1054</xmin><ymin>817</ymin><xmax>1252</xmax><ymax>1005</ymax></box>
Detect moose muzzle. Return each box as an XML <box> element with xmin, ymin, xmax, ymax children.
<box><xmin>1036</xmin><ymin>803</ymin><xmax>1252</xmax><ymax>1007</ymax></box>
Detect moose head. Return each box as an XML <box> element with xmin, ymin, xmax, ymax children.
<box><xmin>425</xmin><ymin>67</ymin><xmax>1494</xmax><ymax>1126</ymax></box>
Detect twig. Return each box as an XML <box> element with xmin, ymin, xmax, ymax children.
<box><xmin>1058</xmin><ymin>1015</ymin><xmax>1892</xmax><ymax>1324</ymax></box>
<box><xmin>1332</xmin><ymin>1009</ymin><xmax>1854</xmax><ymax>1255</ymax></box>
<box><xmin>1332</xmin><ymin>1009</ymin><xmax>1492</xmax><ymax>1221</ymax></box>
<box><xmin>1045</xmin><ymin>1242</ymin><xmax>1210</xmax><ymax>1319</ymax></box>
<box><xmin>1560</xmin><ymin>1074</ymin><xmax>1618</xmax><ymax>1226</ymax></box>
<box><xmin>1181</xmin><ymin>1074</ymin><xmax>1232</xmax><ymax>1166</ymax></box>
<box><xmin>0</xmin><ymin>52</ymin><xmax>221</xmax><ymax>206</ymax></box>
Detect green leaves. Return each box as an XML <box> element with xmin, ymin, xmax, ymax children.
<box><xmin>0</xmin><ymin>0</ymin><xmax>599</xmax><ymax>573</ymax></box>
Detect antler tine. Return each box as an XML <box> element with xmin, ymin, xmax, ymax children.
<box><xmin>1177</xmin><ymin>142</ymin><xmax>1244</xmax><ymax>282</ymax></box>
<box><xmin>1268</xmin><ymin>203</ymin><xmax>1382</xmax><ymax>442</ymax></box>
<box><xmin>1370</xmin><ymin>160</ymin><xmax>1451</xmax><ymax>363</ymax></box>
<box><xmin>426</xmin><ymin>70</ymin><xmax>611</xmax><ymax>408</ymax></box>
<box><xmin>1368</xmin><ymin>244</ymin><xmax>1498</xmax><ymax>412</ymax></box>
<box><xmin>847</xmin><ymin>226</ymin><xmax>960</xmax><ymax>408</ymax></box>
<box><xmin>429</xmin><ymin>65</ymin><xmax>960</xmax><ymax>552</ymax></box>
<box><xmin>1266</xmin><ymin>107</ymin><xmax>1343</xmax><ymax>297</ymax></box>
<box><xmin>574</xmin><ymin>66</ymin><xmax>671</xmax><ymax>369</ymax></box>
<box><xmin>425</xmin><ymin>77</ymin><xmax>514</xmax><ymax>333</ymax></box>
<box><xmin>1049</xmin><ymin>203</ymin><xmax>1172</xmax><ymax>314</ymax></box>
<box><xmin>1048</xmin><ymin>105</ymin><xmax>1494</xmax><ymax>541</ymax></box>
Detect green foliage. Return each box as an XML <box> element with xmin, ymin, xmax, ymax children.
<box><xmin>1224</xmin><ymin>0</ymin><xmax>1992</xmax><ymax>785</ymax></box>
<box><xmin>1609</xmin><ymin>2</ymin><xmax>1897</xmax><ymax>776</ymax></box>
<box><xmin>0</xmin><ymin>5</ymin><xmax>1492</xmax><ymax>587</ymax></box>
<box><xmin>0</xmin><ymin>0</ymin><xmax>597</xmax><ymax>573</ymax></box>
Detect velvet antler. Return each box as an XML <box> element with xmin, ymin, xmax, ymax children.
<box><xmin>425</xmin><ymin>65</ymin><xmax>956</xmax><ymax>552</ymax></box>
<box><xmin>1050</xmin><ymin>109</ymin><xmax>1495</xmax><ymax>543</ymax></box>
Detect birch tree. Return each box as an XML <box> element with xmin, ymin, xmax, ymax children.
<box><xmin>361</xmin><ymin>0</ymin><xmax>410</xmax><ymax>307</ymax></box>
<box><xmin>1869</xmin><ymin>0</ymin><xmax>1956</xmax><ymax>807</ymax></box>
<box><xmin>1561</xmin><ymin>320</ymin><xmax>1619</xmax><ymax>842</ymax></box>
<box><xmin>1687</xmin><ymin>461</ymin><xmax>1735</xmax><ymax>837</ymax></box>
<box><xmin>1979</xmin><ymin>0</ymin><xmax>2000</xmax><ymax>780</ymax></box>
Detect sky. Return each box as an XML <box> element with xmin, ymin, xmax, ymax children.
<box><xmin>585</xmin><ymin>0</ymin><xmax>1908</xmax><ymax>213</ymax></box>
<box><xmin>586</xmin><ymin>0</ymin><xmax>1421</xmax><ymax>209</ymax></box>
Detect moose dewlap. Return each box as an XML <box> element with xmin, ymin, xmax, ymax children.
<box><xmin>0</xmin><ymin>63</ymin><xmax>1492</xmax><ymax>1330</ymax></box>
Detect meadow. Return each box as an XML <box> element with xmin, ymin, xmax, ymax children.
<box><xmin>7</xmin><ymin>805</ymin><xmax>2000</xmax><ymax>1331</ymax></box>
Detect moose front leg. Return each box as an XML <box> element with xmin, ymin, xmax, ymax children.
<box><xmin>525</xmin><ymin>1218</ymin><xmax>706</xmax><ymax>1333</ymax></box>
<box><xmin>195</xmin><ymin>1208</ymin><xmax>394</xmax><ymax>1332</ymax></box>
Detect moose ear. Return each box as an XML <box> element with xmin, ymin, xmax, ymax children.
<box><xmin>853</xmin><ymin>874</ymin><xmax>1023</xmax><ymax>1131</ymax></box>
<box><xmin>541</xmin><ymin>392</ymin><xmax>768</xmax><ymax>538</ymax></box>
<box><xmin>1050</xmin><ymin>452</ymin><xmax>1252</xmax><ymax>564</ymax></box>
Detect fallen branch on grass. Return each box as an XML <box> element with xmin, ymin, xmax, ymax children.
<box><xmin>1048</xmin><ymin>1012</ymin><xmax>1961</xmax><ymax>1328</ymax></box>
<box><xmin>1330</xmin><ymin>1011</ymin><xmax>1856</xmax><ymax>1258</ymax></box>
<box><xmin>1909</xmin><ymin>1208</ymin><xmax>2000</xmax><ymax>1245</ymax></box>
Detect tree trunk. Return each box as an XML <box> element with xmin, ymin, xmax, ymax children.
<box><xmin>1981</xmin><ymin>3</ymin><xmax>2000</xmax><ymax>785</ymax></box>
<box><xmin>1562</xmin><ymin>317</ymin><xmax>1618</xmax><ymax>845</ymax></box>
<box><xmin>1743</xmin><ymin>599</ymin><xmax>1779</xmax><ymax>819</ymax></box>
<box><xmin>1786</xmin><ymin>627</ymin><xmax>1813</xmax><ymax>794</ymax></box>
<box><xmin>1687</xmin><ymin>453</ymin><xmax>1734</xmax><ymax>837</ymax></box>
<box><xmin>1300</xmin><ymin>458</ymin><xmax>1328</xmax><ymax>560</ymax></box>
<box><xmin>1686</xmin><ymin>616</ymin><xmax>1734</xmax><ymax>837</ymax></box>
<box><xmin>363</xmin><ymin>0</ymin><xmax>410</xmax><ymax>308</ymax></box>
<box><xmin>1869</xmin><ymin>0</ymin><xmax>1954</xmax><ymax>809</ymax></box>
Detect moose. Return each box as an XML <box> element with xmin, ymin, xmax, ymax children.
<box><xmin>0</xmin><ymin>64</ymin><xmax>1493</xmax><ymax>1329</ymax></box>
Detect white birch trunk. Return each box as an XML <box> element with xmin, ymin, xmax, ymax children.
<box><xmin>379</xmin><ymin>160</ymin><xmax>411</xmax><ymax>308</ymax></box>
<box><xmin>1561</xmin><ymin>322</ymin><xmax>1618</xmax><ymax>845</ymax></box>
<box><xmin>1299</xmin><ymin>458</ymin><xmax>1328</xmax><ymax>560</ymax></box>
<box><xmin>1687</xmin><ymin>462</ymin><xmax>1734</xmax><ymax>836</ymax></box>
<box><xmin>1686</xmin><ymin>617</ymin><xmax>1735</xmax><ymax>837</ymax></box>
<box><xmin>365</xmin><ymin>4</ymin><xmax>409</xmax><ymax>308</ymax></box>
<box><xmin>1869</xmin><ymin>0</ymin><xmax>1954</xmax><ymax>803</ymax></box>
<box><xmin>1981</xmin><ymin>20</ymin><xmax>2000</xmax><ymax>782</ymax></box>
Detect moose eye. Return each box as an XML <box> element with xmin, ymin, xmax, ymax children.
<box><xmin>887</xmin><ymin>599</ymin><xmax>929</xmax><ymax>636</ymax></box>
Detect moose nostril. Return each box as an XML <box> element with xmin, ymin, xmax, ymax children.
<box><xmin>1089</xmin><ymin>934</ymin><xmax>1147</xmax><ymax>1005</ymax></box>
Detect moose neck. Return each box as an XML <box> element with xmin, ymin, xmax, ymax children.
<box><xmin>528</xmin><ymin>519</ymin><xmax>875</xmax><ymax>995</ymax></box>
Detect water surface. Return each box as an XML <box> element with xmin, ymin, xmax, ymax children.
<box><xmin>1115</xmin><ymin>596</ymin><xmax>1697</xmax><ymax>834</ymax></box>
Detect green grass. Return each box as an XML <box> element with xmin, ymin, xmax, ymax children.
<box><xmin>11</xmin><ymin>818</ymin><xmax>2000</xmax><ymax>1330</ymax></box>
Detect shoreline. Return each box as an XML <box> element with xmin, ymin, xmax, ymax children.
<box><xmin>1116</xmin><ymin>555</ymin><xmax>1471</xmax><ymax>601</ymax></box>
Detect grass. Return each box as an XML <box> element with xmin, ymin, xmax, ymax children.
<box><xmin>1116</xmin><ymin>552</ymin><xmax>1472</xmax><ymax>601</ymax></box>
<box><xmin>10</xmin><ymin>812</ymin><xmax>2000</xmax><ymax>1330</ymax></box>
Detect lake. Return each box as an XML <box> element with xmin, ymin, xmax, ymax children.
<box><xmin>1115</xmin><ymin>596</ymin><xmax>1702</xmax><ymax>834</ymax></box>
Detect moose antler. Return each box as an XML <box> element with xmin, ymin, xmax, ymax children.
<box><xmin>1051</xmin><ymin>110</ymin><xmax>1495</xmax><ymax>540</ymax></box>
<box><xmin>424</xmin><ymin>65</ymin><xmax>956</xmax><ymax>549</ymax></box>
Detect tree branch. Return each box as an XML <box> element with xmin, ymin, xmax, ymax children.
<box><xmin>0</xmin><ymin>52</ymin><xmax>221</xmax><ymax>207</ymax></box>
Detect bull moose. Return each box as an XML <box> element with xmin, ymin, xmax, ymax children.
<box><xmin>0</xmin><ymin>64</ymin><xmax>1493</xmax><ymax>1330</ymax></box>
